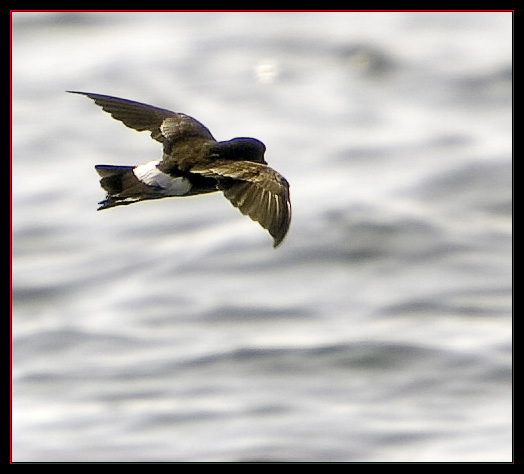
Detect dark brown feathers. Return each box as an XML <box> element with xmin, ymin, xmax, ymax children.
<box><xmin>67</xmin><ymin>91</ymin><xmax>214</xmax><ymax>142</ymax></box>
<box><xmin>191</xmin><ymin>161</ymin><xmax>291</xmax><ymax>247</ymax></box>
<box><xmin>69</xmin><ymin>91</ymin><xmax>291</xmax><ymax>247</ymax></box>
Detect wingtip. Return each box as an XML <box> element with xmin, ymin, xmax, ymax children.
<box><xmin>272</xmin><ymin>231</ymin><xmax>288</xmax><ymax>248</ymax></box>
<box><xmin>66</xmin><ymin>90</ymin><xmax>94</xmax><ymax>97</ymax></box>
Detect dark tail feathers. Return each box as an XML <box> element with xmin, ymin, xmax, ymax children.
<box><xmin>95</xmin><ymin>165</ymin><xmax>148</xmax><ymax>210</ymax></box>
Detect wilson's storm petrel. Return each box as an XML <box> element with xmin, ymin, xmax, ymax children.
<box><xmin>68</xmin><ymin>92</ymin><xmax>291</xmax><ymax>247</ymax></box>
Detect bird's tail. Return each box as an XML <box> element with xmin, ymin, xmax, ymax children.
<box><xmin>95</xmin><ymin>164</ymin><xmax>150</xmax><ymax>210</ymax></box>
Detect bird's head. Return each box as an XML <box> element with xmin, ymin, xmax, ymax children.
<box><xmin>215</xmin><ymin>137</ymin><xmax>267</xmax><ymax>164</ymax></box>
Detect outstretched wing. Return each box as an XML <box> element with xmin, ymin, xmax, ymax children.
<box><xmin>191</xmin><ymin>161</ymin><xmax>291</xmax><ymax>247</ymax></box>
<box><xmin>68</xmin><ymin>91</ymin><xmax>215</xmax><ymax>142</ymax></box>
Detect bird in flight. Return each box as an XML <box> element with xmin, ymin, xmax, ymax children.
<box><xmin>68</xmin><ymin>91</ymin><xmax>291</xmax><ymax>247</ymax></box>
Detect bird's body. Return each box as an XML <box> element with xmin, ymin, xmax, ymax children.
<box><xmin>68</xmin><ymin>91</ymin><xmax>291</xmax><ymax>247</ymax></box>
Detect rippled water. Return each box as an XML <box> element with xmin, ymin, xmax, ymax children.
<box><xmin>11</xmin><ymin>11</ymin><xmax>513</xmax><ymax>462</ymax></box>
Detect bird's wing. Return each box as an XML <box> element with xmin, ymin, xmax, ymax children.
<box><xmin>68</xmin><ymin>91</ymin><xmax>215</xmax><ymax>142</ymax></box>
<box><xmin>191</xmin><ymin>161</ymin><xmax>291</xmax><ymax>247</ymax></box>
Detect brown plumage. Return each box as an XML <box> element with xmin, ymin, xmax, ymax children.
<box><xmin>68</xmin><ymin>91</ymin><xmax>291</xmax><ymax>247</ymax></box>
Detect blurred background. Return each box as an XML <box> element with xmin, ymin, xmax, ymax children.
<box><xmin>11</xmin><ymin>11</ymin><xmax>512</xmax><ymax>462</ymax></box>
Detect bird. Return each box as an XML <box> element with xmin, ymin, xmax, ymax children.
<box><xmin>68</xmin><ymin>91</ymin><xmax>291</xmax><ymax>247</ymax></box>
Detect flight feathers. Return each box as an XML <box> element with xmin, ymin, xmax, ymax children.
<box><xmin>70</xmin><ymin>91</ymin><xmax>291</xmax><ymax>247</ymax></box>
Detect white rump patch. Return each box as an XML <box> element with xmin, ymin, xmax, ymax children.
<box><xmin>133</xmin><ymin>160</ymin><xmax>192</xmax><ymax>196</ymax></box>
